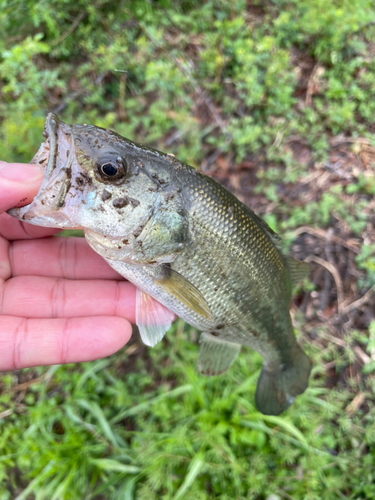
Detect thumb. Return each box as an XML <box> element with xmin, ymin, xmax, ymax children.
<box><xmin>0</xmin><ymin>162</ymin><xmax>44</xmax><ymax>214</ymax></box>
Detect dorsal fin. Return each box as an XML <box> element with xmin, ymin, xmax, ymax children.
<box><xmin>285</xmin><ymin>256</ymin><xmax>310</xmax><ymax>287</ymax></box>
<box><xmin>245</xmin><ymin>206</ymin><xmax>284</xmax><ymax>251</ymax></box>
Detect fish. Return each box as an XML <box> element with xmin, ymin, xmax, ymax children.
<box><xmin>8</xmin><ymin>113</ymin><xmax>311</xmax><ymax>415</ymax></box>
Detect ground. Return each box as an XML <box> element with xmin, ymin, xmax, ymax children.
<box><xmin>1</xmin><ymin>1</ymin><xmax>375</xmax><ymax>499</ymax></box>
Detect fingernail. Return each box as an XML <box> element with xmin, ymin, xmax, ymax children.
<box><xmin>0</xmin><ymin>163</ymin><xmax>44</xmax><ymax>183</ymax></box>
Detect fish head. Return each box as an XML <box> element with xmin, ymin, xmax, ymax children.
<box><xmin>9</xmin><ymin>113</ymin><xmax>166</xmax><ymax>259</ymax></box>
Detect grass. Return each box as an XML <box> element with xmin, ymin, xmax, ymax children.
<box><xmin>2</xmin><ymin>322</ymin><xmax>374</xmax><ymax>499</ymax></box>
<box><xmin>1</xmin><ymin>0</ymin><xmax>375</xmax><ymax>498</ymax></box>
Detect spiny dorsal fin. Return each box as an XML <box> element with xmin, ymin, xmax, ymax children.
<box><xmin>198</xmin><ymin>332</ymin><xmax>241</xmax><ymax>375</ymax></box>
<box><xmin>154</xmin><ymin>266</ymin><xmax>213</xmax><ymax>320</ymax></box>
<box><xmin>285</xmin><ymin>256</ymin><xmax>310</xmax><ymax>288</ymax></box>
<box><xmin>245</xmin><ymin>207</ymin><xmax>284</xmax><ymax>251</ymax></box>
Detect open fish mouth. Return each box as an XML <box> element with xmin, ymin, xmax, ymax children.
<box><xmin>36</xmin><ymin>112</ymin><xmax>59</xmax><ymax>182</ymax></box>
<box><xmin>8</xmin><ymin>113</ymin><xmax>79</xmax><ymax>229</ymax></box>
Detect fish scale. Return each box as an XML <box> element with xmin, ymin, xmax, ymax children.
<box><xmin>8</xmin><ymin>113</ymin><xmax>311</xmax><ymax>415</ymax></box>
<box><xmin>175</xmin><ymin>172</ymin><xmax>287</xmax><ymax>325</ymax></box>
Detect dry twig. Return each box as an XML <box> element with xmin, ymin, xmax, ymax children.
<box><xmin>342</xmin><ymin>285</ymin><xmax>375</xmax><ymax>315</ymax></box>
<box><xmin>11</xmin><ymin>374</ymin><xmax>47</xmax><ymax>393</ymax></box>
<box><xmin>291</xmin><ymin>226</ymin><xmax>360</xmax><ymax>254</ymax></box>
<box><xmin>305</xmin><ymin>63</ymin><xmax>322</xmax><ymax>106</ymax></box>
<box><xmin>0</xmin><ymin>409</ymin><xmax>13</xmax><ymax>419</ymax></box>
<box><xmin>353</xmin><ymin>346</ymin><xmax>371</xmax><ymax>365</ymax></box>
<box><xmin>330</xmin><ymin>137</ymin><xmax>372</xmax><ymax>146</ymax></box>
<box><xmin>305</xmin><ymin>255</ymin><xmax>345</xmax><ymax>313</ymax></box>
<box><xmin>345</xmin><ymin>392</ymin><xmax>365</xmax><ymax>415</ymax></box>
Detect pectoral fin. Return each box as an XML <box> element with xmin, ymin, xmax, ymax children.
<box><xmin>136</xmin><ymin>289</ymin><xmax>175</xmax><ymax>347</ymax></box>
<box><xmin>198</xmin><ymin>332</ymin><xmax>241</xmax><ymax>375</ymax></box>
<box><xmin>155</xmin><ymin>266</ymin><xmax>213</xmax><ymax>320</ymax></box>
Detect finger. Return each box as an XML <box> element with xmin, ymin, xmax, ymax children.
<box><xmin>0</xmin><ymin>315</ymin><xmax>132</xmax><ymax>370</ymax></box>
<box><xmin>0</xmin><ymin>163</ymin><xmax>44</xmax><ymax>213</ymax></box>
<box><xmin>2</xmin><ymin>276</ymin><xmax>137</xmax><ymax>324</ymax></box>
<box><xmin>10</xmin><ymin>236</ymin><xmax>122</xmax><ymax>280</ymax></box>
<box><xmin>0</xmin><ymin>162</ymin><xmax>59</xmax><ymax>240</ymax></box>
<box><xmin>0</xmin><ymin>213</ymin><xmax>60</xmax><ymax>240</ymax></box>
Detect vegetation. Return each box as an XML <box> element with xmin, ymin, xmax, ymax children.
<box><xmin>1</xmin><ymin>0</ymin><xmax>375</xmax><ymax>498</ymax></box>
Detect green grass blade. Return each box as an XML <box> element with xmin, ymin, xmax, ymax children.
<box><xmin>76</xmin><ymin>359</ymin><xmax>112</xmax><ymax>390</ymax></box>
<box><xmin>173</xmin><ymin>455</ymin><xmax>205</xmax><ymax>500</ymax></box>
<box><xmin>110</xmin><ymin>384</ymin><xmax>193</xmax><ymax>424</ymax></box>
<box><xmin>65</xmin><ymin>404</ymin><xmax>98</xmax><ymax>434</ymax></box>
<box><xmin>90</xmin><ymin>458</ymin><xmax>140</xmax><ymax>474</ymax></box>
<box><xmin>15</xmin><ymin>462</ymin><xmax>55</xmax><ymax>500</ymax></box>
<box><xmin>258</xmin><ymin>414</ymin><xmax>309</xmax><ymax>447</ymax></box>
<box><xmin>76</xmin><ymin>399</ymin><xmax>124</xmax><ymax>448</ymax></box>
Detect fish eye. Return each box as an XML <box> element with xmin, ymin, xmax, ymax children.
<box><xmin>102</xmin><ymin>163</ymin><xmax>118</xmax><ymax>176</ymax></box>
<box><xmin>97</xmin><ymin>156</ymin><xmax>126</xmax><ymax>181</ymax></box>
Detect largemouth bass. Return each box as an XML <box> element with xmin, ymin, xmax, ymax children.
<box><xmin>9</xmin><ymin>113</ymin><xmax>311</xmax><ymax>415</ymax></box>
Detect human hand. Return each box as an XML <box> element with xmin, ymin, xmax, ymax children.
<box><xmin>0</xmin><ymin>161</ymin><xmax>137</xmax><ymax>371</ymax></box>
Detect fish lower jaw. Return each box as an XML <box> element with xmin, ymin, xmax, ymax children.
<box><xmin>84</xmin><ymin>229</ymin><xmax>134</xmax><ymax>261</ymax></box>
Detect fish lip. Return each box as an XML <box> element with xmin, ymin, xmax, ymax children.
<box><xmin>8</xmin><ymin>113</ymin><xmax>73</xmax><ymax>222</ymax></box>
<box><xmin>43</xmin><ymin>112</ymin><xmax>59</xmax><ymax>181</ymax></box>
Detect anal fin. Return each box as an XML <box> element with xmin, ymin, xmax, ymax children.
<box><xmin>136</xmin><ymin>289</ymin><xmax>175</xmax><ymax>347</ymax></box>
<box><xmin>198</xmin><ymin>332</ymin><xmax>241</xmax><ymax>376</ymax></box>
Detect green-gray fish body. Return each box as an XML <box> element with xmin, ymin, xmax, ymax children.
<box><xmin>9</xmin><ymin>113</ymin><xmax>311</xmax><ymax>415</ymax></box>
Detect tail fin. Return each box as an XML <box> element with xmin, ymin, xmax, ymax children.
<box><xmin>255</xmin><ymin>348</ymin><xmax>311</xmax><ymax>415</ymax></box>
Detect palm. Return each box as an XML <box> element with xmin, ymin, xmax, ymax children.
<box><xmin>0</xmin><ymin>163</ymin><xmax>134</xmax><ymax>370</ymax></box>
